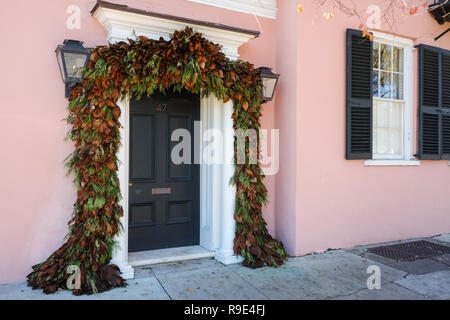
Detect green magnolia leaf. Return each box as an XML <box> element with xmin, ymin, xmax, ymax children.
<box><xmin>94</xmin><ymin>196</ymin><xmax>106</xmax><ymax>209</ymax></box>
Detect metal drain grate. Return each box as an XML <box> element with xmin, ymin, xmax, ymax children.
<box><xmin>366</xmin><ymin>240</ymin><xmax>450</xmax><ymax>262</ymax></box>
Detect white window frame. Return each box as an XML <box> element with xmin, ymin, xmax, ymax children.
<box><xmin>365</xmin><ymin>32</ymin><xmax>419</xmax><ymax>166</ymax></box>
<box><xmin>187</xmin><ymin>0</ymin><xmax>277</xmax><ymax>19</ymax></box>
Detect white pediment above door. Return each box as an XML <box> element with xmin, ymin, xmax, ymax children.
<box><xmin>187</xmin><ymin>0</ymin><xmax>277</xmax><ymax>19</ymax></box>
<box><xmin>92</xmin><ymin>1</ymin><xmax>259</xmax><ymax>60</ymax></box>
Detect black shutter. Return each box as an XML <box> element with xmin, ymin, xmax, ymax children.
<box><xmin>418</xmin><ymin>45</ymin><xmax>450</xmax><ymax>160</ymax></box>
<box><xmin>442</xmin><ymin>52</ymin><xmax>450</xmax><ymax>159</ymax></box>
<box><xmin>346</xmin><ymin>29</ymin><xmax>373</xmax><ymax>159</ymax></box>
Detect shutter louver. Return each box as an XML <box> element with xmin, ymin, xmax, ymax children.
<box><xmin>346</xmin><ymin>29</ymin><xmax>373</xmax><ymax>159</ymax></box>
<box><xmin>419</xmin><ymin>45</ymin><xmax>450</xmax><ymax>160</ymax></box>
<box><xmin>442</xmin><ymin>53</ymin><xmax>450</xmax><ymax>159</ymax></box>
<box><xmin>442</xmin><ymin>115</ymin><xmax>450</xmax><ymax>156</ymax></box>
<box><xmin>423</xmin><ymin>50</ymin><xmax>439</xmax><ymax>107</ymax></box>
<box><xmin>422</xmin><ymin>113</ymin><xmax>439</xmax><ymax>155</ymax></box>
<box><xmin>442</xmin><ymin>54</ymin><xmax>450</xmax><ymax>108</ymax></box>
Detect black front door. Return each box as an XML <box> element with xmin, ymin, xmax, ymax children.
<box><xmin>129</xmin><ymin>91</ymin><xmax>200</xmax><ymax>252</ymax></box>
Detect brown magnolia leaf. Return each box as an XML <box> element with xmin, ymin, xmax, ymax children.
<box><xmin>78</xmin><ymin>189</ymin><xmax>90</xmax><ymax>201</ymax></box>
<box><xmin>112</xmin><ymin>88</ymin><xmax>120</xmax><ymax>100</ymax></box>
<box><xmin>111</xmin><ymin>106</ymin><xmax>121</xmax><ymax>119</ymax></box>
<box><xmin>106</xmin><ymin>161</ymin><xmax>116</xmax><ymax>170</ymax></box>
<box><xmin>44</xmin><ymin>285</ymin><xmax>57</xmax><ymax>294</ymax></box>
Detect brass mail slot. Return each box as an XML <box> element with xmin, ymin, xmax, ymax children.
<box><xmin>152</xmin><ymin>187</ymin><xmax>171</xmax><ymax>195</ymax></box>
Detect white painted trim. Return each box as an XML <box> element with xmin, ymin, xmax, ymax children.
<box><xmin>215</xmin><ymin>99</ymin><xmax>244</xmax><ymax>265</ymax></box>
<box><xmin>371</xmin><ymin>31</ymin><xmax>414</xmax><ymax>47</ymax></box>
<box><xmin>199</xmin><ymin>96</ymin><xmax>243</xmax><ymax>264</ymax></box>
<box><xmin>199</xmin><ymin>95</ymin><xmax>222</xmax><ymax>251</ymax></box>
<box><xmin>111</xmin><ymin>96</ymin><xmax>134</xmax><ymax>280</ymax></box>
<box><xmin>187</xmin><ymin>0</ymin><xmax>277</xmax><ymax>19</ymax></box>
<box><xmin>364</xmin><ymin>160</ymin><xmax>421</xmax><ymax>166</ymax></box>
<box><xmin>113</xmin><ymin>94</ymin><xmax>241</xmax><ymax>278</ymax></box>
<box><xmin>372</xmin><ymin>32</ymin><xmax>414</xmax><ymax>161</ymax></box>
<box><xmin>93</xmin><ymin>6</ymin><xmax>257</xmax><ymax>60</ymax></box>
<box><xmin>94</xmin><ymin>5</ymin><xmax>252</xmax><ymax>277</ymax></box>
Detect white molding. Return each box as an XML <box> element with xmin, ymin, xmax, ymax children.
<box><xmin>199</xmin><ymin>96</ymin><xmax>242</xmax><ymax>264</ymax></box>
<box><xmin>116</xmin><ymin>264</ymin><xmax>135</xmax><ymax>279</ymax></box>
<box><xmin>199</xmin><ymin>95</ymin><xmax>221</xmax><ymax>251</ymax></box>
<box><xmin>371</xmin><ymin>31</ymin><xmax>414</xmax><ymax>47</ymax></box>
<box><xmin>111</xmin><ymin>96</ymin><xmax>134</xmax><ymax>280</ymax></box>
<box><xmin>93</xmin><ymin>6</ymin><xmax>257</xmax><ymax>60</ymax></box>
<box><xmin>113</xmin><ymin>94</ymin><xmax>240</xmax><ymax>277</ymax></box>
<box><xmin>215</xmin><ymin>251</ymin><xmax>244</xmax><ymax>264</ymax></box>
<box><xmin>364</xmin><ymin>160</ymin><xmax>421</xmax><ymax>166</ymax></box>
<box><xmin>187</xmin><ymin>0</ymin><xmax>277</xmax><ymax>19</ymax></box>
<box><xmin>215</xmin><ymin>99</ymin><xmax>244</xmax><ymax>265</ymax></box>
<box><xmin>372</xmin><ymin>32</ymin><xmax>414</xmax><ymax>161</ymax></box>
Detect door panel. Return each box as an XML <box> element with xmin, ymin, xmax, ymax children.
<box><xmin>129</xmin><ymin>91</ymin><xmax>200</xmax><ymax>252</ymax></box>
<box><xmin>130</xmin><ymin>114</ymin><xmax>156</xmax><ymax>181</ymax></box>
<box><xmin>168</xmin><ymin>115</ymin><xmax>192</xmax><ymax>180</ymax></box>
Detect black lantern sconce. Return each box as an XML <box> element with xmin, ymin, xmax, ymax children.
<box><xmin>258</xmin><ymin>67</ymin><xmax>280</xmax><ymax>103</ymax></box>
<box><xmin>55</xmin><ymin>40</ymin><xmax>91</xmax><ymax>98</ymax></box>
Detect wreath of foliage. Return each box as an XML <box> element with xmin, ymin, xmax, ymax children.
<box><xmin>27</xmin><ymin>28</ymin><xmax>287</xmax><ymax>295</ymax></box>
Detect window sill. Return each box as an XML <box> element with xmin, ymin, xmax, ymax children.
<box><xmin>364</xmin><ymin>160</ymin><xmax>421</xmax><ymax>166</ymax></box>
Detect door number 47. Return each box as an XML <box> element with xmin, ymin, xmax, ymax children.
<box><xmin>156</xmin><ymin>104</ymin><xmax>168</xmax><ymax>112</ymax></box>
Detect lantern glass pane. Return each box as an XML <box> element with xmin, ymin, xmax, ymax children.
<box><xmin>262</xmin><ymin>77</ymin><xmax>277</xmax><ymax>100</ymax></box>
<box><xmin>56</xmin><ymin>49</ymin><xmax>65</xmax><ymax>81</ymax></box>
<box><xmin>63</xmin><ymin>52</ymin><xmax>87</xmax><ymax>79</ymax></box>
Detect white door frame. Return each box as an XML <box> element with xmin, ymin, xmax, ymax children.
<box><xmin>93</xmin><ymin>5</ymin><xmax>257</xmax><ymax>279</ymax></box>
<box><xmin>111</xmin><ymin>95</ymin><xmax>242</xmax><ymax>279</ymax></box>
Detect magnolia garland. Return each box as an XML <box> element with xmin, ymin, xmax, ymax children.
<box><xmin>27</xmin><ymin>28</ymin><xmax>286</xmax><ymax>295</ymax></box>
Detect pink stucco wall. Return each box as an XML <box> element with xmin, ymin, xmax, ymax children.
<box><xmin>274</xmin><ymin>0</ymin><xmax>300</xmax><ymax>255</ymax></box>
<box><xmin>0</xmin><ymin>0</ymin><xmax>277</xmax><ymax>284</ymax></box>
<box><xmin>1</xmin><ymin>0</ymin><xmax>449</xmax><ymax>285</ymax></box>
<box><xmin>283</xmin><ymin>0</ymin><xmax>450</xmax><ymax>256</ymax></box>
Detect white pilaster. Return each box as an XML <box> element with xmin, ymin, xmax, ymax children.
<box><xmin>199</xmin><ymin>95</ymin><xmax>222</xmax><ymax>251</ymax></box>
<box><xmin>111</xmin><ymin>96</ymin><xmax>134</xmax><ymax>280</ymax></box>
<box><xmin>214</xmin><ymin>101</ymin><xmax>243</xmax><ymax>265</ymax></box>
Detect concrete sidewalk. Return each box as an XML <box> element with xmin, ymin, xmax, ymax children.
<box><xmin>1</xmin><ymin>234</ymin><xmax>449</xmax><ymax>300</ymax></box>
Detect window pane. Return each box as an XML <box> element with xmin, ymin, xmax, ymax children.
<box><xmin>389</xmin><ymin>128</ymin><xmax>403</xmax><ymax>155</ymax></box>
<box><xmin>373</xmin><ymin>42</ymin><xmax>379</xmax><ymax>69</ymax></box>
<box><xmin>380</xmin><ymin>44</ymin><xmax>392</xmax><ymax>71</ymax></box>
<box><xmin>380</xmin><ymin>71</ymin><xmax>392</xmax><ymax>98</ymax></box>
<box><xmin>393</xmin><ymin>73</ymin><xmax>404</xmax><ymax>100</ymax></box>
<box><xmin>373</xmin><ymin>100</ymin><xmax>403</xmax><ymax>157</ymax></box>
<box><xmin>393</xmin><ymin>47</ymin><xmax>404</xmax><ymax>73</ymax></box>
<box><xmin>372</xmin><ymin>69</ymin><xmax>379</xmax><ymax>97</ymax></box>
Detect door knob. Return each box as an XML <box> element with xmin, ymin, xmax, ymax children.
<box><xmin>129</xmin><ymin>183</ymin><xmax>133</xmax><ymax>187</ymax></box>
